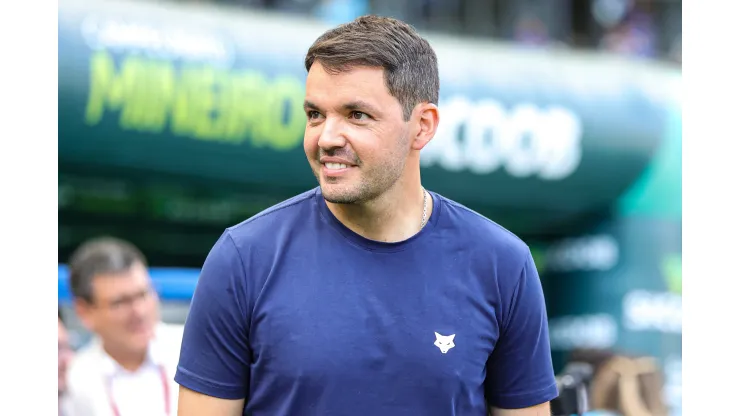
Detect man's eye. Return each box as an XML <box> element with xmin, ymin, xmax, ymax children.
<box><xmin>350</xmin><ymin>111</ymin><xmax>369</xmax><ymax>120</ymax></box>
<box><xmin>307</xmin><ymin>111</ymin><xmax>322</xmax><ymax>120</ymax></box>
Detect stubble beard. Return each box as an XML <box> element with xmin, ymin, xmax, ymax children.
<box><xmin>316</xmin><ymin>157</ymin><xmax>406</xmax><ymax>205</ymax></box>
<box><xmin>315</xmin><ymin>130</ymin><xmax>410</xmax><ymax>205</ymax></box>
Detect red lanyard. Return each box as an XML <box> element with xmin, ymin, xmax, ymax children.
<box><xmin>105</xmin><ymin>364</ymin><xmax>170</xmax><ymax>416</ymax></box>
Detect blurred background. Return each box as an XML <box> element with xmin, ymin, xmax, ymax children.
<box><xmin>58</xmin><ymin>0</ymin><xmax>681</xmax><ymax>414</ymax></box>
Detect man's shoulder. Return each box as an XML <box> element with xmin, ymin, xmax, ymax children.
<box><xmin>66</xmin><ymin>340</ymin><xmax>102</xmax><ymax>384</ymax></box>
<box><xmin>154</xmin><ymin>322</ymin><xmax>185</xmax><ymax>348</ymax></box>
<box><xmin>435</xmin><ymin>193</ymin><xmax>530</xmax><ymax>261</ymax></box>
<box><xmin>152</xmin><ymin>322</ymin><xmax>185</xmax><ymax>369</ymax></box>
<box><xmin>226</xmin><ymin>188</ymin><xmax>318</xmax><ymax>242</ymax></box>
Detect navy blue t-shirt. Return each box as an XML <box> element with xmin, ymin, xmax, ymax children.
<box><xmin>175</xmin><ymin>188</ymin><xmax>557</xmax><ymax>415</ymax></box>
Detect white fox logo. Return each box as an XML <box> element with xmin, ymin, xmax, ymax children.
<box><xmin>434</xmin><ymin>332</ymin><xmax>456</xmax><ymax>353</ymax></box>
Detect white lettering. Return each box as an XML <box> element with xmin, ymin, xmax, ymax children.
<box><xmin>546</xmin><ymin>235</ymin><xmax>619</xmax><ymax>272</ymax></box>
<box><xmin>538</xmin><ymin>107</ymin><xmax>583</xmax><ymax>180</ymax></box>
<box><xmin>623</xmin><ymin>290</ymin><xmax>682</xmax><ymax>334</ymax></box>
<box><xmin>467</xmin><ymin>100</ymin><xmax>507</xmax><ymax>174</ymax></box>
<box><xmin>81</xmin><ymin>17</ymin><xmax>233</xmax><ymax>64</ymax></box>
<box><xmin>421</xmin><ymin>96</ymin><xmax>583</xmax><ymax>180</ymax></box>
<box><xmin>549</xmin><ymin>314</ymin><xmax>618</xmax><ymax>350</ymax></box>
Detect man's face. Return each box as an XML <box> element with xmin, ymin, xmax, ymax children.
<box><xmin>303</xmin><ymin>63</ymin><xmax>412</xmax><ymax>204</ymax></box>
<box><xmin>76</xmin><ymin>262</ymin><xmax>160</xmax><ymax>355</ymax></box>
<box><xmin>58</xmin><ymin>318</ymin><xmax>73</xmax><ymax>397</ymax></box>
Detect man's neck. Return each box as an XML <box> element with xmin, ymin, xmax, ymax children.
<box><xmin>102</xmin><ymin>341</ymin><xmax>148</xmax><ymax>372</ymax></box>
<box><xmin>326</xmin><ymin>178</ymin><xmax>430</xmax><ymax>243</ymax></box>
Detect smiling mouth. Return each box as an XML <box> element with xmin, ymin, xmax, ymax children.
<box><xmin>324</xmin><ymin>162</ymin><xmax>349</xmax><ymax>170</ymax></box>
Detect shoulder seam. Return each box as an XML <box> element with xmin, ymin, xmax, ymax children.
<box><xmin>438</xmin><ymin>197</ymin><xmax>528</xmax><ymax>248</ymax></box>
<box><xmin>228</xmin><ymin>189</ymin><xmax>315</xmax><ymax>232</ymax></box>
<box><xmin>223</xmin><ymin>230</ymin><xmax>251</xmax><ymax>334</ymax></box>
<box><xmin>501</xmin><ymin>251</ymin><xmax>535</xmax><ymax>336</ymax></box>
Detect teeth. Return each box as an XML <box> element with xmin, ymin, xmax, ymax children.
<box><xmin>325</xmin><ymin>163</ymin><xmax>348</xmax><ymax>170</ymax></box>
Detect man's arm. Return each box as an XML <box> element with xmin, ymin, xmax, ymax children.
<box><xmin>490</xmin><ymin>402</ymin><xmax>551</xmax><ymax>416</ymax></box>
<box><xmin>178</xmin><ymin>386</ymin><xmax>245</xmax><ymax>416</ymax></box>
<box><xmin>484</xmin><ymin>248</ymin><xmax>559</xmax><ymax>410</ymax></box>
<box><xmin>174</xmin><ymin>231</ymin><xmax>253</xmax><ymax>415</ymax></box>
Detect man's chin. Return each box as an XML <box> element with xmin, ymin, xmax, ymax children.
<box><xmin>320</xmin><ymin>185</ymin><xmax>362</xmax><ymax>205</ymax></box>
<box><xmin>323</xmin><ymin>193</ymin><xmax>361</xmax><ymax>205</ymax></box>
<box><xmin>127</xmin><ymin>328</ymin><xmax>155</xmax><ymax>347</ymax></box>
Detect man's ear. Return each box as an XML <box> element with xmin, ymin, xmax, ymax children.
<box><xmin>74</xmin><ymin>298</ymin><xmax>96</xmax><ymax>332</ymax></box>
<box><xmin>410</xmin><ymin>102</ymin><xmax>439</xmax><ymax>151</ymax></box>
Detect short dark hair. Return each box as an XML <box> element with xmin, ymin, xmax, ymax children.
<box><xmin>68</xmin><ymin>236</ymin><xmax>147</xmax><ymax>303</ymax></box>
<box><xmin>304</xmin><ymin>15</ymin><xmax>439</xmax><ymax>121</ymax></box>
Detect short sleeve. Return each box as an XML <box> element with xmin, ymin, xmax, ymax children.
<box><xmin>484</xmin><ymin>251</ymin><xmax>558</xmax><ymax>409</ymax></box>
<box><xmin>174</xmin><ymin>231</ymin><xmax>252</xmax><ymax>400</ymax></box>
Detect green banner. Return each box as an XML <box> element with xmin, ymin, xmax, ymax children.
<box><xmin>542</xmin><ymin>216</ymin><xmax>682</xmax><ymax>414</ymax></box>
<box><xmin>58</xmin><ymin>0</ymin><xmax>680</xmax><ymax>238</ymax></box>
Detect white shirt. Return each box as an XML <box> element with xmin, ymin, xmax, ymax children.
<box><xmin>65</xmin><ymin>323</ymin><xmax>184</xmax><ymax>416</ymax></box>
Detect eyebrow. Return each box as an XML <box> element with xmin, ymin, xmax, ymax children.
<box><xmin>303</xmin><ymin>100</ymin><xmax>381</xmax><ymax>115</ymax></box>
<box><xmin>303</xmin><ymin>100</ymin><xmax>321</xmax><ymax>112</ymax></box>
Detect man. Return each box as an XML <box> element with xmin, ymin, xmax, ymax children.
<box><xmin>64</xmin><ymin>237</ymin><xmax>183</xmax><ymax>416</ymax></box>
<box><xmin>58</xmin><ymin>310</ymin><xmax>74</xmax><ymax>416</ymax></box>
<box><xmin>176</xmin><ymin>15</ymin><xmax>558</xmax><ymax>416</ymax></box>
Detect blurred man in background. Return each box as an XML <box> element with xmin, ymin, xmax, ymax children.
<box><xmin>64</xmin><ymin>237</ymin><xmax>182</xmax><ymax>416</ymax></box>
<box><xmin>58</xmin><ymin>310</ymin><xmax>73</xmax><ymax>416</ymax></box>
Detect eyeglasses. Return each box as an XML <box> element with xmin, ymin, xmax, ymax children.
<box><xmin>95</xmin><ymin>287</ymin><xmax>155</xmax><ymax>311</ymax></box>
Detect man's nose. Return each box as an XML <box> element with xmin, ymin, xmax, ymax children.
<box><xmin>317</xmin><ymin>116</ymin><xmax>348</xmax><ymax>150</ymax></box>
<box><xmin>130</xmin><ymin>292</ymin><xmax>151</xmax><ymax>317</ymax></box>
